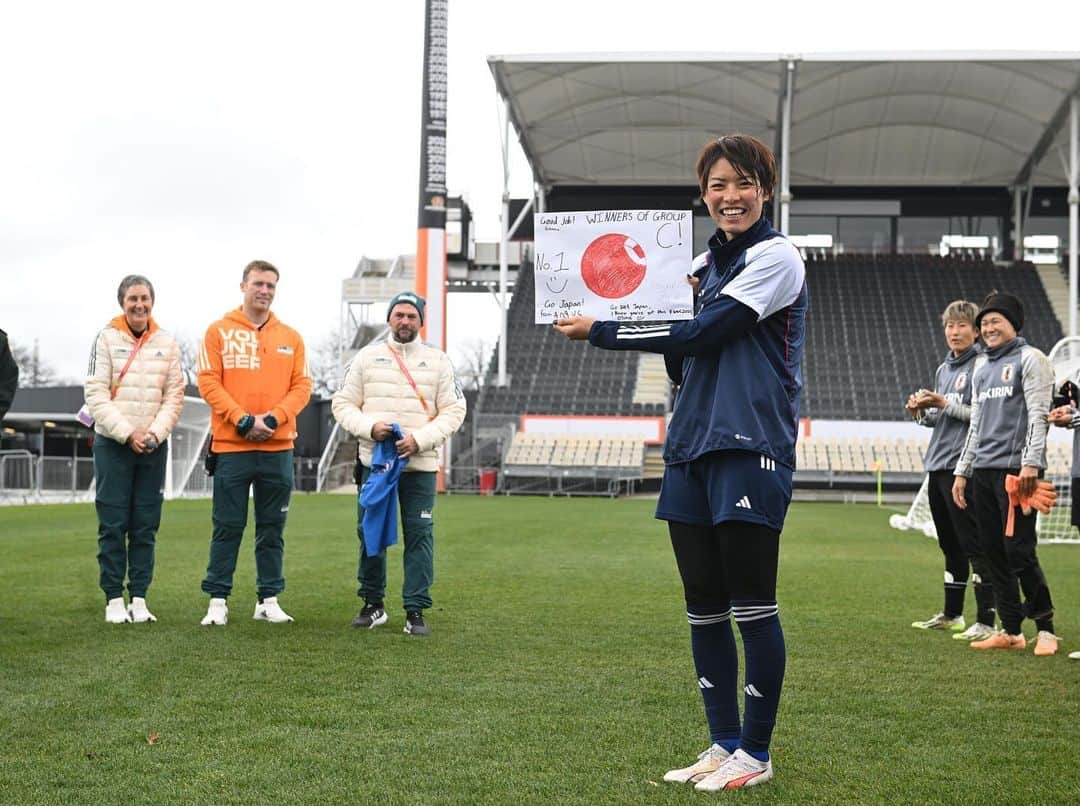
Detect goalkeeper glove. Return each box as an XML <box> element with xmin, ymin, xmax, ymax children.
<box><xmin>1004</xmin><ymin>474</ymin><xmax>1057</xmax><ymax>537</ymax></box>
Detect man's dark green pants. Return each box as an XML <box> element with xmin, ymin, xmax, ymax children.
<box><xmin>201</xmin><ymin>450</ymin><xmax>293</xmax><ymax>600</ymax></box>
<box><xmin>357</xmin><ymin>466</ymin><xmax>436</xmax><ymax>612</ymax></box>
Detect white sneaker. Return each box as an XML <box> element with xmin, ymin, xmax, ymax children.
<box><xmin>662</xmin><ymin>743</ymin><xmax>731</xmax><ymax>784</ymax></box>
<box><xmin>105</xmin><ymin>597</ymin><xmax>131</xmax><ymax>624</ymax></box>
<box><xmin>127</xmin><ymin>597</ymin><xmax>157</xmax><ymax>623</ymax></box>
<box><xmin>200</xmin><ymin>597</ymin><xmax>228</xmax><ymax>626</ymax></box>
<box><xmin>953</xmin><ymin>622</ymin><xmax>996</xmax><ymax>641</ymax></box>
<box><xmin>695</xmin><ymin>748</ymin><xmax>774</xmax><ymax>791</ymax></box>
<box><xmin>253</xmin><ymin>597</ymin><xmax>293</xmax><ymax>623</ymax></box>
<box><xmin>1069</xmin><ymin>651</ymin><xmax>1080</xmax><ymax>660</ymax></box>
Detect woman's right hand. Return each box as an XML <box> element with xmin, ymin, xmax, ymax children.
<box><xmin>952</xmin><ymin>476</ymin><xmax>967</xmax><ymax>510</ymax></box>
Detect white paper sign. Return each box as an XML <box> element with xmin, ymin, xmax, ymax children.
<box><xmin>533</xmin><ymin>210</ymin><xmax>694</xmax><ymax>324</ymax></box>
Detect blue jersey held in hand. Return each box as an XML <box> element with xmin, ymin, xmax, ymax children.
<box><xmin>360</xmin><ymin>424</ymin><xmax>409</xmax><ymax>556</ymax></box>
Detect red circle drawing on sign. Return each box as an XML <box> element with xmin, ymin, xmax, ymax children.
<box><xmin>580</xmin><ymin>233</ymin><xmax>647</xmax><ymax>299</ymax></box>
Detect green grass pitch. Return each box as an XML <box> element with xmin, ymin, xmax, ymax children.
<box><xmin>1</xmin><ymin>496</ymin><xmax>1078</xmax><ymax>804</ymax></box>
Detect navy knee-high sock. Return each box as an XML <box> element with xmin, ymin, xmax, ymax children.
<box><xmin>733</xmin><ymin>601</ymin><xmax>786</xmax><ymax>759</ymax></box>
<box><xmin>688</xmin><ymin>607</ymin><xmax>740</xmax><ymax>750</ymax></box>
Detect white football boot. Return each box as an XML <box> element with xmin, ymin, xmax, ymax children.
<box><xmin>695</xmin><ymin>748</ymin><xmax>774</xmax><ymax>791</ymax></box>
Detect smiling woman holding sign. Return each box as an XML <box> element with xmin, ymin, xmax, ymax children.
<box><xmin>84</xmin><ymin>275</ymin><xmax>184</xmax><ymax>624</ymax></box>
<box><xmin>556</xmin><ymin>134</ymin><xmax>807</xmax><ymax>791</ymax></box>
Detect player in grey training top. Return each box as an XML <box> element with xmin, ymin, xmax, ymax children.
<box><xmin>906</xmin><ymin>300</ymin><xmax>995</xmax><ymax>639</ymax></box>
<box><xmin>952</xmin><ymin>292</ymin><xmax>1060</xmax><ymax>656</ymax></box>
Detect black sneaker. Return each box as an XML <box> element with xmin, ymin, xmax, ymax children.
<box><xmin>404</xmin><ymin>610</ymin><xmax>431</xmax><ymax>636</ymax></box>
<box><xmin>351</xmin><ymin>602</ymin><xmax>387</xmax><ymax>629</ymax></box>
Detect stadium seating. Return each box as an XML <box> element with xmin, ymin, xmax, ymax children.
<box><xmin>476</xmin><ymin>254</ymin><xmax>1062</xmax><ymax>424</ymax></box>
<box><xmin>802</xmin><ymin>255</ymin><xmax>1063</xmax><ymax>421</ymax></box>
<box><xmin>475</xmin><ymin>262</ymin><xmax>665</xmax><ymax>417</ymax></box>
<box><xmin>504</xmin><ymin>433</ymin><xmax>644</xmax><ymax>472</ymax></box>
<box><xmin>795</xmin><ymin>435</ymin><xmax>927</xmax><ymax>475</ymax></box>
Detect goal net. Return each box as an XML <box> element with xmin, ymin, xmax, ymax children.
<box><xmin>888</xmin><ymin>475</ymin><xmax>937</xmax><ymax>538</ymax></box>
<box><xmin>1037</xmin><ymin>336</ymin><xmax>1080</xmax><ymax>543</ymax></box>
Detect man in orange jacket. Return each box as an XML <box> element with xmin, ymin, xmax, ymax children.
<box><xmin>197</xmin><ymin>260</ymin><xmax>312</xmax><ymax>626</ymax></box>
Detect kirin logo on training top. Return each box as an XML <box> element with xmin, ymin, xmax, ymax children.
<box><xmin>1001</xmin><ymin>364</ymin><xmax>1014</xmax><ymax>384</ymax></box>
<box><xmin>218</xmin><ymin>328</ymin><xmax>260</xmax><ymax>370</ymax></box>
<box><xmin>954</xmin><ymin>372</ymin><xmax>967</xmax><ymax>390</ymax></box>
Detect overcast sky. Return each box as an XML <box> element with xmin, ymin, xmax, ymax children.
<box><xmin>2</xmin><ymin>0</ymin><xmax>1078</xmax><ymax>383</ymax></box>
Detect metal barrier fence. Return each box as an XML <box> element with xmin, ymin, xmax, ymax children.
<box><xmin>0</xmin><ymin>453</ymin><xmax>96</xmax><ymax>503</ymax></box>
<box><xmin>1</xmin><ymin>453</ymin><xmax>636</xmax><ymax>503</ymax></box>
<box><xmin>446</xmin><ymin>463</ymin><xmax>642</xmax><ymax>498</ymax></box>
<box><xmin>0</xmin><ymin>450</ymin><xmax>35</xmax><ymax>500</ymax></box>
<box><xmin>1</xmin><ymin>451</ymin><xmax>318</xmax><ymax>503</ymax></box>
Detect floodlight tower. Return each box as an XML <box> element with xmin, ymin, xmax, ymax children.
<box><xmin>415</xmin><ymin>0</ymin><xmax>449</xmax><ymax>350</ymax></box>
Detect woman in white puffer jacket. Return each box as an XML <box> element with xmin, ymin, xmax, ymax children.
<box><xmin>84</xmin><ymin>275</ymin><xmax>184</xmax><ymax>624</ymax></box>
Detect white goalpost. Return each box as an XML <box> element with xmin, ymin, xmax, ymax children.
<box><xmin>889</xmin><ymin>336</ymin><xmax>1080</xmax><ymax>545</ymax></box>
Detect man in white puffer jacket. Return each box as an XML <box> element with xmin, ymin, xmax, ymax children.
<box><xmin>332</xmin><ymin>292</ymin><xmax>466</xmax><ymax>636</ymax></box>
<box><xmin>85</xmin><ymin>274</ymin><xmax>184</xmax><ymax>624</ymax></box>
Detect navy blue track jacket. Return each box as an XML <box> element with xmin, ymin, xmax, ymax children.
<box><xmin>588</xmin><ymin>216</ymin><xmax>807</xmax><ymax>469</ymax></box>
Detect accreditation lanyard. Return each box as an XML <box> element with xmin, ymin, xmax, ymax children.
<box><xmin>111</xmin><ymin>332</ymin><xmax>148</xmax><ymax>399</ymax></box>
<box><xmin>387</xmin><ymin>344</ymin><xmax>434</xmax><ymax>422</ymax></box>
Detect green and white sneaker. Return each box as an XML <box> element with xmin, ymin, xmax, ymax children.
<box><xmin>662</xmin><ymin>743</ymin><xmax>731</xmax><ymax>784</ymax></box>
<box><xmin>953</xmin><ymin>622</ymin><xmax>996</xmax><ymax>641</ymax></box>
<box><xmin>911</xmin><ymin>613</ymin><xmax>965</xmax><ymax>631</ymax></box>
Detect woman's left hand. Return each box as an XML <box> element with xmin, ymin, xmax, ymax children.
<box><xmin>553</xmin><ymin>316</ymin><xmax>595</xmax><ymax>340</ymax></box>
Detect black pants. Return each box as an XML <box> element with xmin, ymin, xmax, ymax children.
<box><xmin>927</xmin><ymin>470</ymin><xmax>995</xmax><ymax>624</ymax></box>
<box><xmin>970</xmin><ymin>468</ymin><xmax>1054</xmax><ymax>635</ymax></box>
<box><xmin>669</xmin><ymin>520</ymin><xmax>780</xmax><ymax>608</ymax></box>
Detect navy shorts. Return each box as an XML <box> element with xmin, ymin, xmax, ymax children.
<box><xmin>656</xmin><ymin>450</ymin><xmax>793</xmax><ymax>531</ymax></box>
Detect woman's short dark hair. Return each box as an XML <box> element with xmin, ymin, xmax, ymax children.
<box><xmin>117</xmin><ymin>274</ymin><xmax>155</xmax><ymax>305</ymax></box>
<box><xmin>695</xmin><ymin>134</ymin><xmax>777</xmax><ymax>200</ymax></box>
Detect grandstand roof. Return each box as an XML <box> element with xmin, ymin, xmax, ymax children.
<box><xmin>487</xmin><ymin>52</ymin><xmax>1080</xmax><ymax>189</ymax></box>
